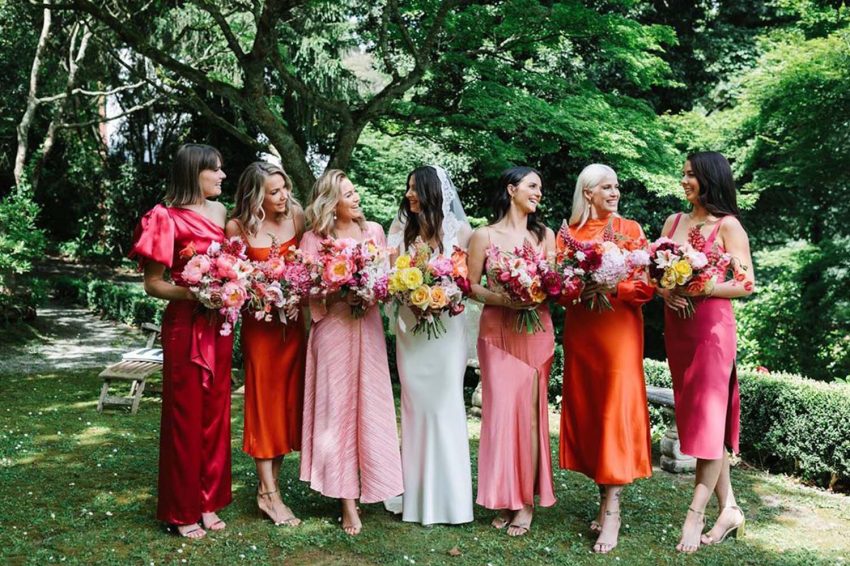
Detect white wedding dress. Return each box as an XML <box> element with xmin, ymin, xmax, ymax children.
<box><xmin>385</xmin><ymin>167</ymin><xmax>473</xmax><ymax>525</ymax></box>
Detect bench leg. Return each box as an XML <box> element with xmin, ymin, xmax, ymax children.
<box><xmin>97</xmin><ymin>380</ymin><xmax>111</xmax><ymax>413</ymax></box>
<box><xmin>130</xmin><ymin>378</ymin><xmax>146</xmax><ymax>415</ymax></box>
<box><xmin>660</xmin><ymin>418</ymin><xmax>697</xmax><ymax>473</ymax></box>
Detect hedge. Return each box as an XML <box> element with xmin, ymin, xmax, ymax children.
<box><xmin>643</xmin><ymin>359</ymin><xmax>850</xmax><ymax>489</ymax></box>
<box><xmin>85</xmin><ymin>279</ymin><xmax>163</xmax><ymax>327</ymax></box>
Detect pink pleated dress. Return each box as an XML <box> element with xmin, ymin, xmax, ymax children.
<box><xmin>297</xmin><ymin>223</ymin><xmax>403</xmax><ymax>503</ymax></box>
<box><xmin>476</xmin><ymin>247</ymin><xmax>557</xmax><ymax>511</ymax></box>
<box><xmin>664</xmin><ymin>213</ymin><xmax>740</xmax><ymax>460</ymax></box>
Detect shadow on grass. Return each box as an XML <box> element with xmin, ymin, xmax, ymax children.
<box><xmin>0</xmin><ymin>369</ymin><xmax>847</xmax><ymax>565</ymax></box>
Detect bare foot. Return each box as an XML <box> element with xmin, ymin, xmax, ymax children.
<box><xmin>341</xmin><ymin>500</ymin><xmax>362</xmax><ymax>536</ymax></box>
<box><xmin>491</xmin><ymin>509</ymin><xmax>513</xmax><ymax>529</ymax></box>
<box><xmin>258</xmin><ymin>489</ymin><xmax>301</xmax><ymax>526</ymax></box>
<box><xmin>201</xmin><ymin>512</ymin><xmax>225</xmax><ymax>531</ymax></box>
<box><xmin>506</xmin><ymin>505</ymin><xmax>533</xmax><ymax>537</ymax></box>
<box><xmin>676</xmin><ymin>507</ymin><xmax>705</xmax><ymax>554</ymax></box>
<box><xmin>176</xmin><ymin>523</ymin><xmax>206</xmax><ymax>539</ymax></box>
<box><xmin>593</xmin><ymin>510</ymin><xmax>620</xmax><ymax>553</ymax></box>
<box><xmin>702</xmin><ymin>506</ymin><xmax>744</xmax><ymax>545</ymax></box>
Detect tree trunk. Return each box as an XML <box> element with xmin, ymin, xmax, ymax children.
<box><xmin>14</xmin><ymin>3</ymin><xmax>52</xmax><ymax>187</ymax></box>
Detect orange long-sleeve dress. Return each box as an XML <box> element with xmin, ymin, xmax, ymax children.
<box><xmin>557</xmin><ymin>216</ymin><xmax>654</xmax><ymax>485</ymax></box>
<box><xmin>241</xmin><ymin>236</ymin><xmax>307</xmax><ymax>459</ymax></box>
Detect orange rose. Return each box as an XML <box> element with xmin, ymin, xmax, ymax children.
<box><xmin>451</xmin><ymin>247</ymin><xmax>469</xmax><ymax>279</ymax></box>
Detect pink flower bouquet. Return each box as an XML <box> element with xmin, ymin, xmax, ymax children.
<box><xmin>246</xmin><ymin>237</ymin><xmax>313</xmax><ymax>325</ymax></box>
<box><xmin>311</xmin><ymin>237</ymin><xmax>389</xmax><ymax>318</ymax></box>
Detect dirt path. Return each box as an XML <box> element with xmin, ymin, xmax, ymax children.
<box><xmin>0</xmin><ymin>302</ymin><xmax>144</xmax><ymax>374</ymax></box>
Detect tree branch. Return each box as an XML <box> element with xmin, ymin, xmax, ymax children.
<box><xmin>56</xmin><ymin>97</ymin><xmax>160</xmax><ymax>129</ymax></box>
<box><xmin>193</xmin><ymin>0</ymin><xmax>247</xmax><ymax>61</ymax></box>
<box><xmin>36</xmin><ymin>81</ymin><xmax>145</xmax><ymax>104</ymax></box>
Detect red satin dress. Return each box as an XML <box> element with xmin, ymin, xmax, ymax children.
<box><xmin>129</xmin><ymin>204</ymin><xmax>234</xmax><ymax>525</ymax></box>
<box><xmin>241</xmin><ymin>237</ymin><xmax>306</xmax><ymax>458</ymax></box>
<box><xmin>557</xmin><ymin>217</ymin><xmax>654</xmax><ymax>485</ymax></box>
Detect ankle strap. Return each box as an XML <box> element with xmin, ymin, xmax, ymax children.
<box><xmin>688</xmin><ymin>507</ymin><xmax>705</xmax><ymax>516</ymax></box>
<box><xmin>258</xmin><ymin>489</ymin><xmax>279</xmax><ymax>497</ymax></box>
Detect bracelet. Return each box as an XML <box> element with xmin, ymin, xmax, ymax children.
<box><xmin>705</xmin><ymin>280</ymin><xmax>716</xmax><ymax>297</ymax></box>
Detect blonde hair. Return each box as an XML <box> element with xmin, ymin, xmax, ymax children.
<box><xmin>231</xmin><ymin>161</ymin><xmax>300</xmax><ymax>237</ymax></box>
<box><xmin>306</xmin><ymin>169</ymin><xmax>365</xmax><ymax>237</ymax></box>
<box><xmin>569</xmin><ymin>163</ymin><xmax>618</xmax><ymax>229</ymax></box>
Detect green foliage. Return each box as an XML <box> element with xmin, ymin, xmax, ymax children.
<box><xmin>643</xmin><ymin>358</ymin><xmax>850</xmax><ymax>489</ymax></box>
<box><xmin>85</xmin><ymin>280</ymin><xmax>163</xmax><ymax>327</ymax></box>
<box><xmin>0</xmin><ymin>184</ymin><xmax>47</xmax><ymax>289</ymax></box>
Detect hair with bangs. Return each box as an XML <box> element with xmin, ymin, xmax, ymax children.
<box><xmin>569</xmin><ymin>163</ymin><xmax>617</xmax><ymax>229</ymax></box>
<box><xmin>165</xmin><ymin>143</ymin><xmax>223</xmax><ymax>206</ymax></box>
<box><xmin>231</xmin><ymin>161</ymin><xmax>301</xmax><ymax>237</ymax></box>
<box><xmin>306</xmin><ymin>169</ymin><xmax>365</xmax><ymax>237</ymax></box>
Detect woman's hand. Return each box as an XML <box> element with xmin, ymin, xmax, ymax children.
<box><xmin>658</xmin><ymin>287</ymin><xmax>690</xmax><ymax>310</ymax></box>
<box><xmin>580</xmin><ymin>282</ymin><xmax>615</xmax><ymax>302</ymax></box>
<box><xmin>344</xmin><ymin>292</ymin><xmax>363</xmax><ymax>307</ymax></box>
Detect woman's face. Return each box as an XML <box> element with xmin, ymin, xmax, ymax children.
<box><xmin>681</xmin><ymin>160</ymin><xmax>701</xmax><ymax>205</ymax></box>
<box><xmin>508</xmin><ymin>172</ymin><xmax>543</xmax><ymax>214</ymax></box>
<box><xmin>585</xmin><ymin>175</ymin><xmax>620</xmax><ymax>218</ymax></box>
<box><xmin>198</xmin><ymin>159</ymin><xmax>226</xmax><ymax>199</ymax></box>
<box><xmin>405</xmin><ymin>176</ymin><xmax>422</xmax><ymax>214</ymax></box>
<box><xmin>261</xmin><ymin>173</ymin><xmax>289</xmax><ymax>217</ymax></box>
<box><xmin>335</xmin><ymin>178</ymin><xmax>362</xmax><ymax>222</ymax></box>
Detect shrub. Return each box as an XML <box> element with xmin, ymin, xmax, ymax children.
<box><xmin>85</xmin><ymin>280</ymin><xmax>163</xmax><ymax>327</ymax></box>
<box><xmin>643</xmin><ymin>359</ymin><xmax>850</xmax><ymax>489</ymax></box>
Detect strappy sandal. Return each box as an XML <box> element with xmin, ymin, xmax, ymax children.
<box><xmin>592</xmin><ymin>510</ymin><xmax>620</xmax><ymax>554</ymax></box>
<box><xmin>258</xmin><ymin>489</ymin><xmax>300</xmax><ymax>527</ymax></box>
<box><xmin>507</xmin><ymin>522</ymin><xmax>531</xmax><ymax>537</ymax></box>
<box><xmin>202</xmin><ymin>518</ymin><xmax>226</xmax><ymax>531</ymax></box>
<box><xmin>491</xmin><ymin>510</ymin><xmax>512</xmax><ymax>530</ymax></box>
<box><xmin>676</xmin><ymin>507</ymin><xmax>705</xmax><ymax>554</ymax></box>
<box><xmin>701</xmin><ymin>506</ymin><xmax>745</xmax><ymax>545</ymax></box>
<box><xmin>173</xmin><ymin>523</ymin><xmax>206</xmax><ymax>539</ymax></box>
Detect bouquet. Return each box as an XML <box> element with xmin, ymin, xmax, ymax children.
<box><xmin>649</xmin><ymin>226</ymin><xmax>731</xmax><ymax>317</ymax></box>
<box><xmin>387</xmin><ymin>239</ymin><xmax>471</xmax><ymax>339</ymax></box>
<box><xmin>556</xmin><ymin>224</ymin><xmax>650</xmax><ymax>312</ymax></box>
<box><xmin>180</xmin><ymin>236</ymin><xmax>252</xmax><ymax>336</ymax></box>
<box><xmin>311</xmin><ymin>237</ymin><xmax>390</xmax><ymax>317</ymax></box>
<box><xmin>485</xmin><ymin>242</ymin><xmax>562</xmax><ymax>334</ymax></box>
<box><xmin>246</xmin><ymin>236</ymin><xmax>313</xmax><ymax>325</ymax></box>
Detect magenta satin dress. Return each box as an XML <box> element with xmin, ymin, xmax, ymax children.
<box><xmin>476</xmin><ymin>248</ymin><xmax>557</xmax><ymax>511</ymax></box>
<box><xmin>664</xmin><ymin>213</ymin><xmax>740</xmax><ymax>459</ymax></box>
<box><xmin>297</xmin><ymin>223</ymin><xmax>403</xmax><ymax>503</ymax></box>
<box><xmin>129</xmin><ymin>204</ymin><xmax>233</xmax><ymax>524</ymax></box>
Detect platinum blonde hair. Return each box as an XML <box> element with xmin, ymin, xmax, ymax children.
<box><xmin>569</xmin><ymin>163</ymin><xmax>618</xmax><ymax>229</ymax></box>
<box><xmin>231</xmin><ymin>161</ymin><xmax>300</xmax><ymax>237</ymax></box>
<box><xmin>306</xmin><ymin>169</ymin><xmax>365</xmax><ymax>237</ymax></box>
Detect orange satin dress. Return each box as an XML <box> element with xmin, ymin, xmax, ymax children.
<box><xmin>557</xmin><ymin>217</ymin><xmax>654</xmax><ymax>485</ymax></box>
<box><xmin>241</xmin><ymin>236</ymin><xmax>307</xmax><ymax>459</ymax></box>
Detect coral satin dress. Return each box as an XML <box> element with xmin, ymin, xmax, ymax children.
<box><xmin>241</xmin><ymin>236</ymin><xmax>307</xmax><ymax>459</ymax></box>
<box><xmin>557</xmin><ymin>217</ymin><xmax>654</xmax><ymax>485</ymax></box>
<box><xmin>664</xmin><ymin>213</ymin><xmax>740</xmax><ymax>459</ymax></box>
<box><xmin>129</xmin><ymin>204</ymin><xmax>233</xmax><ymax>524</ymax></box>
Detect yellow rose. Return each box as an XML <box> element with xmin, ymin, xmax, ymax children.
<box><xmin>530</xmin><ymin>281</ymin><xmax>547</xmax><ymax>303</ymax></box>
<box><xmin>660</xmin><ymin>270</ymin><xmax>677</xmax><ymax>289</ymax></box>
<box><xmin>395</xmin><ymin>254</ymin><xmax>412</xmax><ymax>269</ymax></box>
<box><xmin>388</xmin><ymin>272</ymin><xmax>403</xmax><ymax>294</ymax></box>
<box><xmin>672</xmin><ymin>259</ymin><xmax>693</xmax><ymax>285</ymax></box>
<box><xmin>401</xmin><ymin>267</ymin><xmax>424</xmax><ymax>290</ymax></box>
<box><xmin>410</xmin><ymin>285</ymin><xmax>431</xmax><ymax>308</ymax></box>
<box><xmin>429</xmin><ymin>286</ymin><xmax>449</xmax><ymax>309</ymax></box>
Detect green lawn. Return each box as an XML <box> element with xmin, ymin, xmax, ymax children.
<box><xmin>1</xmin><ymin>370</ymin><xmax>848</xmax><ymax>565</ymax></box>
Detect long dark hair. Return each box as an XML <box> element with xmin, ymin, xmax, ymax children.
<box><xmin>687</xmin><ymin>151</ymin><xmax>740</xmax><ymax>218</ymax></box>
<box><xmin>165</xmin><ymin>143</ymin><xmax>222</xmax><ymax>206</ymax></box>
<box><xmin>491</xmin><ymin>166</ymin><xmax>547</xmax><ymax>244</ymax></box>
<box><xmin>399</xmin><ymin>166</ymin><xmax>444</xmax><ymax>252</ymax></box>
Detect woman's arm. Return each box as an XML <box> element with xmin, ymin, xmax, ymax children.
<box><xmin>142</xmin><ymin>261</ymin><xmax>193</xmax><ymax>301</ymax></box>
<box><xmin>467</xmin><ymin>228</ymin><xmax>509</xmax><ymax>307</ymax></box>
<box><xmin>709</xmin><ymin>217</ymin><xmax>755</xmax><ymax>299</ymax></box>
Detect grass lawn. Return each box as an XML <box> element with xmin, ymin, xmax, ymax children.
<box><xmin>1</xmin><ymin>370</ymin><xmax>848</xmax><ymax>565</ymax></box>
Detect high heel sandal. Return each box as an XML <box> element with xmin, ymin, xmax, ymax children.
<box><xmin>676</xmin><ymin>507</ymin><xmax>705</xmax><ymax>554</ymax></box>
<box><xmin>257</xmin><ymin>488</ymin><xmax>300</xmax><ymax>527</ymax></box>
<box><xmin>592</xmin><ymin>510</ymin><xmax>620</xmax><ymax>554</ymax></box>
<box><xmin>702</xmin><ymin>506</ymin><xmax>745</xmax><ymax>545</ymax></box>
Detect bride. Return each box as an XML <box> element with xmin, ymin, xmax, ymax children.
<box><xmin>386</xmin><ymin>165</ymin><xmax>474</xmax><ymax>525</ymax></box>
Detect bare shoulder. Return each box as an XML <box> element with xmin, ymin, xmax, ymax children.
<box><xmin>469</xmin><ymin>226</ymin><xmax>490</xmax><ymax>248</ymax></box>
<box><xmin>365</xmin><ymin>220</ymin><xmax>385</xmax><ymax>236</ymax></box>
<box><xmin>720</xmin><ymin>215</ymin><xmax>748</xmax><ymax>237</ymax></box>
<box><xmin>224</xmin><ymin>219</ymin><xmax>241</xmax><ymax>238</ymax></box>
<box><xmin>660</xmin><ymin>212</ymin><xmax>680</xmax><ymax>234</ymax></box>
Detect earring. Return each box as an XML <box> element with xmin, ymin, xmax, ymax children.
<box><xmin>333</xmin><ymin>212</ymin><xmax>337</xmax><ymax>221</ymax></box>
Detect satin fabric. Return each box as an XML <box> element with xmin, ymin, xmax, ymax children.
<box><xmin>129</xmin><ymin>205</ymin><xmax>233</xmax><ymax>525</ymax></box>
<box><xmin>241</xmin><ymin>238</ymin><xmax>306</xmax><ymax>459</ymax></box>
<box><xmin>476</xmin><ymin>268</ymin><xmax>556</xmax><ymax>510</ymax></box>
<box><xmin>558</xmin><ymin>217</ymin><xmax>654</xmax><ymax>485</ymax></box>
<box><xmin>298</xmin><ymin>223</ymin><xmax>403</xmax><ymax>503</ymax></box>
<box><xmin>664</xmin><ymin>213</ymin><xmax>740</xmax><ymax>459</ymax></box>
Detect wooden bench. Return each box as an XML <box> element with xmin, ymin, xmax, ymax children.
<box><xmin>647</xmin><ymin>385</ymin><xmax>696</xmax><ymax>473</ymax></box>
<box><xmin>97</xmin><ymin>323</ymin><xmax>162</xmax><ymax>415</ymax></box>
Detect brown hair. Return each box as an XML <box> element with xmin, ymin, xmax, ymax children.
<box><xmin>164</xmin><ymin>143</ymin><xmax>223</xmax><ymax>206</ymax></box>
<box><xmin>231</xmin><ymin>161</ymin><xmax>301</xmax><ymax>237</ymax></box>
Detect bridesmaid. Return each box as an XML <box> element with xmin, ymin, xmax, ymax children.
<box><xmin>298</xmin><ymin>169</ymin><xmax>403</xmax><ymax>535</ymax></box>
<box><xmin>659</xmin><ymin>151</ymin><xmax>755</xmax><ymax>553</ymax></box>
<box><xmin>467</xmin><ymin>166</ymin><xmax>557</xmax><ymax>536</ymax></box>
<box><xmin>129</xmin><ymin>143</ymin><xmax>232</xmax><ymax>538</ymax></box>
<box><xmin>557</xmin><ymin>164</ymin><xmax>654</xmax><ymax>553</ymax></box>
<box><xmin>387</xmin><ymin>165</ymin><xmax>474</xmax><ymax>525</ymax></box>
<box><xmin>225</xmin><ymin>162</ymin><xmax>306</xmax><ymax>527</ymax></box>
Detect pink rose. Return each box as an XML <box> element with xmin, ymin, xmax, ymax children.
<box><xmin>324</xmin><ymin>256</ymin><xmax>355</xmax><ymax>286</ymax></box>
<box><xmin>428</xmin><ymin>256</ymin><xmax>454</xmax><ymax>278</ymax></box>
<box><xmin>215</xmin><ymin>254</ymin><xmax>239</xmax><ymax>280</ymax></box>
<box><xmin>182</xmin><ymin>255</ymin><xmax>211</xmax><ymax>284</ymax></box>
<box><xmin>221</xmin><ymin>281</ymin><xmax>248</xmax><ymax>308</ymax></box>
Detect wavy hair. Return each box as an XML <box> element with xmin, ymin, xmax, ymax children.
<box><xmin>164</xmin><ymin>143</ymin><xmax>222</xmax><ymax>206</ymax></box>
<box><xmin>687</xmin><ymin>151</ymin><xmax>741</xmax><ymax>218</ymax></box>
<box><xmin>398</xmin><ymin>166</ymin><xmax>445</xmax><ymax>252</ymax></box>
<box><xmin>231</xmin><ymin>161</ymin><xmax>300</xmax><ymax>237</ymax></box>
<box><xmin>569</xmin><ymin>163</ymin><xmax>618</xmax><ymax>229</ymax></box>
<box><xmin>491</xmin><ymin>166</ymin><xmax>547</xmax><ymax>244</ymax></box>
<box><xmin>306</xmin><ymin>169</ymin><xmax>365</xmax><ymax>237</ymax></box>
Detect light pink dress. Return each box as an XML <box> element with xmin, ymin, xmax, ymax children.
<box><xmin>664</xmin><ymin>213</ymin><xmax>740</xmax><ymax>460</ymax></box>
<box><xmin>298</xmin><ymin>222</ymin><xmax>403</xmax><ymax>503</ymax></box>
<box><xmin>476</xmin><ymin>247</ymin><xmax>557</xmax><ymax>511</ymax></box>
